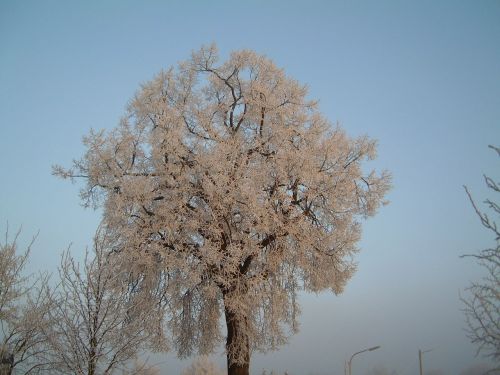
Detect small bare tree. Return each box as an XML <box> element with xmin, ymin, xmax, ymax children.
<box><xmin>0</xmin><ymin>228</ymin><xmax>53</xmax><ymax>375</ymax></box>
<box><xmin>461</xmin><ymin>145</ymin><xmax>500</xmax><ymax>367</ymax></box>
<box><xmin>44</xmin><ymin>227</ymin><xmax>168</xmax><ymax>375</ymax></box>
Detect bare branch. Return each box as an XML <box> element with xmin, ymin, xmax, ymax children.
<box><xmin>461</xmin><ymin>145</ymin><xmax>500</xmax><ymax>364</ymax></box>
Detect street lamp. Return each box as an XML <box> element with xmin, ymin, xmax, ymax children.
<box><xmin>347</xmin><ymin>345</ymin><xmax>381</xmax><ymax>375</ymax></box>
<box><xmin>418</xmin><ymin>348</ymin><xmax>433</xmax><ymax>375</ymax></box>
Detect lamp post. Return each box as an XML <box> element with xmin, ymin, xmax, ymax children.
<box><xmin>418</xmin><ymin>349</ymin><xmax>433</xmax><ymax>375</ymax></box>
<box><xmin>347</xmin><ymin>345</ymin><xmax>381</xmax><ymax>375</ymax></box>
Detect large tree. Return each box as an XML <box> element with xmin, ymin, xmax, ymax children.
<box><xmin>54</xmin><ymin>45</ymin><xmax>391</xmax><ymax>375</ymax></box>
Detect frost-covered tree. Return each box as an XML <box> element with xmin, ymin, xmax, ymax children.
<box><xmin>461</xmin><ymin>145</ymin><xmax>500</xmax><ymax>368</ymax></box>
<box><xmin>0</xmin><ymin>228</ymin><xmax>52</xmax><ymax>375</ymax></box>
<box><xmin>43</xmin><ymin>227</ymin><xmax>167</xmax><ymax>375</ymax></box>
<box><xmin>54</xmin><ymin>45</ymin><xmax>391</xmax><ymax>375</ymax></box>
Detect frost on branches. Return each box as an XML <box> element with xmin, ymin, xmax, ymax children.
<box><xmin>43</xmin><ymin>227</ymin><xmax>168</xmax><ymax>375</ymax></box>
<box><xmin>0</xmin><ymin>229</ymin><xmax>52</xmax><ymax>375</ymax></box>
<box><xmin>461</xmin><ymin>145</ymin><xmax>500</xmax><ymax>366</ymax></box>
<box><xmin>54</xmin><ymin>45</ymin><xmax>391</xmax><ymax>375</ymax></box>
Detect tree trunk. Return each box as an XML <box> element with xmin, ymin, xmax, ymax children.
<box><xmin>88</xmin><ymin>356</ymin><xmax>96</xmax><ymax>375</ymax></box>
<box><xmin>0</xmin><ymin>350</ymin><xmax>13</xmax><ymax>375</ymax></box>
<box><xmin>224</xmin><ymin>306</ymin><xmax>250</xmax><ymax>375</ymax></box>
<box><xmin>88</xmin><ymin>344</ymin><xmax>96</xmax><ymax>375</ymax></box>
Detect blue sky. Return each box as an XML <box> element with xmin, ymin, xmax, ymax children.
<box><xmin>1</xmin><ymin>1</ymin><xmax>499</xmax><ymax>374</ymax></box>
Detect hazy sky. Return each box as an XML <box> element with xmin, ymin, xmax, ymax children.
<box><xmin>1</xmin><ymin>1</ymin><xmax>499</xmax><ymax>374</ymax></box>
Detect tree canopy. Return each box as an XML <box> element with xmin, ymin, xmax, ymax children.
<box><xmin>54</xmin><ymin>45</ymin><xmax>391</xmax><ymax>375</ymax></box>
